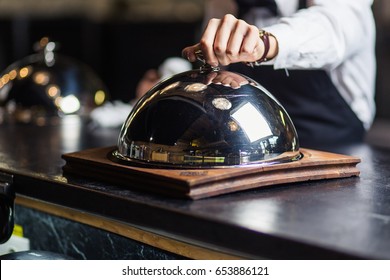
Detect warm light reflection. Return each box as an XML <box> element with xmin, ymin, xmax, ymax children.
<box><xmin>160</xmin><ymin>82</ymin><xmax>180</xmax><ymax>94</ymax></box>
<box><xmin>227</xmin><ymin>120</ymin><xmax>239</xmax><ymax>132</ymax></box>
<box><xmin>94</xmin><ymin>90</ymin><xmax>106</xmax><ymax>105</ymax></box>
<box><xmin>212</xmin><ymin>97</ymin><xmax>232</xmax><ymax>110</ymax></box>
<box><xmin>1</xmin><ymin>74</ymin><xmax>10</xmax><ymax>85</ymax></box>
<box><xmin>184</xmin><ymin>83</ymin><xmax>207</xmax><ymax>92</ymax></box>
<box><xmin>33</xmin><ymin>71</ymin><xmax>50</xmax><ymax>85</ymax></box>
<box><xmin>54</xmin><ymin>97</ymin><xmax>61</xmax><ymax>107</ymax></box>
<box><xmin>0</xmin><ymin>70</ymin><xmax>18</xmax><ymax>90</ymax></box>
<box><xmin>19</xmin><ymin>67</ymin><xmax>30</xmax><ymax>78</ymax></box>
<box><xmin>58</xmin><ymin>95</ymin><xmax>80</xmax><ymax>114</ymax></box>
<box><xmin>47</xmin><ymin>85</ymin><xmax>60</xmax><ymax>98</ymax></box>
<box><xmin>231</xmin><ymin>102</ymin><xmax>272</xmax><ymax>142</ymax></box>
<box><xmin>35</xmin><ymin>117</ymin><xmax>47</xmax><ymax>126</ymax></box>
<box><xmin>0</xmin><ymin>75</ymin><xmax>9</xmax><ymax>89</ymax></box>
<box><xmin>9</xmin><ymin>70</ymin><xmax>17</xmax><ymax>80</ymax></box>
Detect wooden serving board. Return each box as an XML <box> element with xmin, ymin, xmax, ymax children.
<box><xmin>62</xmin><ymin>147</ymin><xmax>360</xmax><ymax>200</ymax></box>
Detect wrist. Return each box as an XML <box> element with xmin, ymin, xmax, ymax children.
<box><xmin>246</xmin><ymin>30</ymin><xmax>279</xmax><ymax>67</ymax></box>
<box><xmin>266</xmin><ymin>32</ymin><xmax>278</xmax><ymax>61</ymax></box>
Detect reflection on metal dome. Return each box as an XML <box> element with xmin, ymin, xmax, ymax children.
<box><xmin>0</xmin><ymin>37</ymin><xmax>109</xmax><ymax>125</ymax></box>
<box><xmin>112</xmin><ymin>61</ymin><xmax>301</xmax><ymax>168</ymax></box>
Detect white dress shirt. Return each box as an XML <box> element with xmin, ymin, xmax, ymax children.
<box><xmin>243</xmin><ymin>0</ymin><xmax>376</xmax><ymax>130</ymax></box>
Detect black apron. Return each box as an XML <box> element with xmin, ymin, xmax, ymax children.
<box><xmin>233</xmin><ymin>0</ymin><xmax>365</xmax><ymax>149</ymax></box>
<box><xmin>229</xmin><ymin>65</ymin><xmax>365</xmax><ymax>149</ymax></box>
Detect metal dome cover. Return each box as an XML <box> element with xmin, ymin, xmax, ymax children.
<box><xmin>0</xmin><ymin>37</ymin><xmax>108</xmax><ymax>125</ymax></box>
<box><xmin>113</xmin><ymin>62</ymin><xmax>301</xmax><ymax>168</ymax></box>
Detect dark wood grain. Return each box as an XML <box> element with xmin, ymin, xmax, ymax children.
<box><xmin>62</xmin><ymin>147</ymin><xmax>360</xmax><ymax>199</ymax></box>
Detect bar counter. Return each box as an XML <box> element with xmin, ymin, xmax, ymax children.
<box><xmin>1</xmin><ymin>117</ymin><xmax>390</xmax><ymax>259</ymax></box>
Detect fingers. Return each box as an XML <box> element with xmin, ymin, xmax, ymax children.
<box><xmin>210</xmin><ymin>71</ymin><xmax>249</xmax><ymax>89</ymax></box>
<box><xmin>182</xmin><ymin>44</ymin><xmax>200</xmax><ymax>63</ymax></box>
<box><xmin>205</xmin><ymin>72</ymin><xmax>218</xmax><ymax>85</ymax></box>
<box><xmin>238</xmin><ymin>24</ymin><xmax>263</xmax><ymax>63</ymax></box>
<box><xmin>201</xmin><ymin>17</ymin><xmax>222</xmax><ymax>66</ymax></box>
<box><xmin>215</xmin><ymin>16</ymin><xmax>256</xmax><ymax>65</ymax></box>
<box><xmin>182</xmin><ymin>14</ymin><xmax>263</xmax><ymax>67</ymax></box>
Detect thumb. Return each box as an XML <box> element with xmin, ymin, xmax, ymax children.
<box><xmin>182</xmin><ymin>43</ymin><xmax>201</xmax><ymax>62</ymax></box>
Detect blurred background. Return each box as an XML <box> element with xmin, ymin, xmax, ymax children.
<box><xmin>0</xmin><ymin>0</ymin><xmax>388</xmax><ymax>119</ymax></box>
<box><xmin>0</xmin><ymin>0</ymin><xmax>204</xmax><ymax>103</ymax></box>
